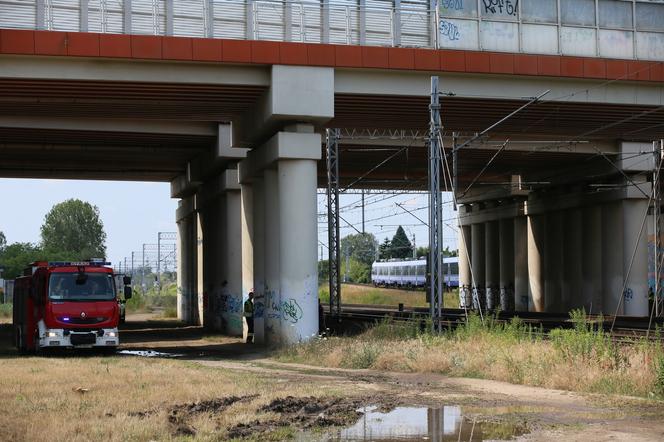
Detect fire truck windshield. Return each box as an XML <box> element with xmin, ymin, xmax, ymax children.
<box><xmin>48</xmin><ymin>272</ymin><xmax>116</xmax><ymax>301</ymax></box>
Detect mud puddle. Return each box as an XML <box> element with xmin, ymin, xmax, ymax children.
<box><xmin>227</xmin><ymin>396</ymin><xmax>371</xmax><ymax>439</ymax></box>
<box><xmin>117</xmin><ymin>349</ymin><xmax>183</xmax><ymax>358</ymax></box>
<box><xmin>129</xmin><ymin>395</ymin><xmax>259</xmax><ymax>436</ymax></box>
<box><xmin>306</xmin><ymin>405</ymin><xmax>529</xmax><ymax>441</ymax></box>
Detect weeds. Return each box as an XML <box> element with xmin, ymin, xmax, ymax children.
<box><xmin>279</xmin><ymin>310</ymin><xmax>664</xmax><ymax>399</ymax></box>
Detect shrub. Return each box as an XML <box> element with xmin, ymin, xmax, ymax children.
<box><xmin>0</xmin><ymin>303</ymin><xmax>12</xmax><ymax>318</ymax></box>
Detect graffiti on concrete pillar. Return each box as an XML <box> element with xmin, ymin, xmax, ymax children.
<box><xmin>623</xmin><ymin>287</ymin><xmax>633</xmax><ymax>303</ymax></box>
<box><xmin>254</xmin><ymin>301</ymin><xmax>265</xmax><ymax>319</ymax></box>
<box><xmin>266</xmin><ymin>289</ymin><xmax>282</xmax><ymax>319</ymax></box>
<box><xmin>281</xmin><ymin>299</ymin><xmax>303</xmax><ymax>324</ymax></box>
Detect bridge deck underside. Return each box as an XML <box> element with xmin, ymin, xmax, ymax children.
<box><xmin>0</xmin><ymin>78</ymin><xmax>662</xmax><ymax>186</ymax></box>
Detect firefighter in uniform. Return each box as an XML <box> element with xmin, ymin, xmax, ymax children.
<box><xmin>243</xmin><ymin>291</ymin><xmax>255</xmax><ymax>344</ymax></box>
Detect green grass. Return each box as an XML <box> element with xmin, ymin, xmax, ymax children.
<box><xmin>126</xmin><ymin>283</ymin><xmax>177</xmax><ymax>313</ymax></box>
<box><xmin>318</xmin><ymin>283</ymin><xmax>459</xmax><ymax>308</ymax></box>
<box><xmin>0</xmin><ymin>304</ymin><xmax>12</xmax><ymax>319</ymax></box>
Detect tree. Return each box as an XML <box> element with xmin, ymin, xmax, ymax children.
<box><xmin>0</xmin><ymin>242</ymin><xmax>42</xmax><ymax>279</ymax></box>
<box><xmin>0</xmin><ymin>231</ymin><xmax>6</xmax><ymax>252</ymax></box>
<box><xmin>40</xmin><ymin>199</ymin><xmax>107</xmax><ymax>260</ymax></box>
<box><xmin>378</xmin><ymin>237</ymin><xmax>392</xmax><ymax>259</ymax></box>
<box><xmin>390</xmin><ymin>226</ymin><xmax>413</xmax><ymax>259</ymax></box>
<box><xmin>340</xmin><ymin>232</ymin><xmax>378</xmax><ymax>266</ymax></box>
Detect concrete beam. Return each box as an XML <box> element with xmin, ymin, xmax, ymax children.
<box><xmin>0</xmin><ymin>55</ymin><xmax>270</xmax><ymax>86</ymax></box>
<box><xmin>175</xmin><ymin>195</ymin><xmax>195</xmax><ymax>222</ymax></box>
<box><xmin>335</xmin><ymin>69</ymin><xmax>664</xmax><ymax>107</ymax></box>
<box><xmin>0</xmin><ymin>116</ymin><xmax>217</xmax><ymax>136</ymax></box>
<box><xmin>233</xmin><ymin>66</ymin><xmax>334</xmax><ymax>147</ymax></box>
<box><xmin>170</xmin><ymin>163</ymin><xmax>203</xmax><ymax>199</ymax></box>
<box><xmin>189</xmin><ymin>124</ymin><xmax>249</xmax><ymax>183</ymax></box>
<box><xmin>239</xmin><ymin>128</ymin><xmax>322</xmax><ymax>183</ymax></box>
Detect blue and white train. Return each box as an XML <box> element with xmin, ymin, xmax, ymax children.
<box><xmin>371</xmin><ymin>257</ymin><xmax>459</xmax><ymax>289</ymax></box>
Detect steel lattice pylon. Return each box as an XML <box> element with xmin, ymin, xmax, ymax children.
<box><xmin>326</xmin><ymin>128</ymin><xmax>342</xmax><ymax>320</ymax></box>
<box><xmin>428</xmin><ymin>77</ymin><xmax>443</xmax><ymax>332</ymax></box>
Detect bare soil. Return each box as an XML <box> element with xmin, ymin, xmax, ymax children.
<box><xmin>1</xmin><ymin>312</ymin><xmax>663</xmax><ymax>441</ymax></box>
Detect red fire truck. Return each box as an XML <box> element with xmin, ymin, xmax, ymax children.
<box><xmin>13</xmin><ymin>260</ymin><xmax>132</xmax><ymax>353</ymax></box>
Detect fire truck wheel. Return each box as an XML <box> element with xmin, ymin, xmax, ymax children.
<box><xmin>33</xmin><ymin>330</ymin><xmax>43</xmax><ymax>356</ymax></box>
<box><xmin>16</xmin><ymin>329</ymin><xmax>27</xmax><ymax>355</ymax></box>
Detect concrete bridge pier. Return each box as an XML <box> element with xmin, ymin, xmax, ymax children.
<box><xmin>252</xmin><ymin>176</ymin><xmax>266</xmax><ymax>344</ymax></box>
<box><xmin>514</xmin><ymin>216</ymin><xmax>529</xmax><ymax>311</ymax></box>
<box><xmin>458</xmin><ymin>223</ymin><xmax>472</xmax><ymax>309</ymax></box>
<box><xmin>263</xmin><ymin>168</ymin><xmax>282</xmax><ymax>345</ymax></box>
<box><xmin>528</xmin><ymin>214</ymin><xmax>546</xmax><ymax>312</ymax></box>
<box><xmin>485</xmin><ymin>220</ymin><xmax>499</xmax><ymax>311</ymax></box>
<box><xmin>564</xmin><ymin>208</ymin><xmax>584</xmax><ymax>311</ymax></box>
<box><xmin>545</xmin><ymin>211</ymin><xmax>563</xmax><ymax>313</ymax></box>
<box><xmin>239</xmin><ymin>128</ymin><xmax>322</xmax><ymax>344</ymax></box>
<box><xmin>499</xmin><ymin>218</ymin><xmax>515</xmax><ymax>312</ymax></box>
<box><xmin>176</xmin><ymin>196</ymin><xmax>198</xmax><ymax>325</ymax></box>
<box><xmin>582</xmin><ymin>205</ymin><xmax>603</xmax><ymax>314</ymax></box>
<box><xmin>471</xmin><ymin>223</ymin><xmax>486</xmax><ymax>310</ymax></box>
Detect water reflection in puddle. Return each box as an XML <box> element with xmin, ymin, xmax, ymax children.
<box><xmin>117</xmin><ymin>350</ymin><xmax>183</xmax><ymax>358</ymax></box>
<box><xmin>309</xmin><ymin>405</ymin><xmax>528</xmax><ymax>442</ymax></box>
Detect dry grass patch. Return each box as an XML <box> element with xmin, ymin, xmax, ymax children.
<box><xmin>0</xmin><ymin>354</ymin><xmax>355</xmax><ymax>441</ymax></box>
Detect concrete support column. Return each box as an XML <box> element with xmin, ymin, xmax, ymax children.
<box><xmin>277</xmin><ymin>158</ymin><xmax>319</xmax><ymax>343</ymax></box>
<box><xmin>263</xmin><ymin>168</ymin><xmax>281</xmax><ymax>345</ymax></box>
<box><xmin>196</xmin><ymin>211</ymin><xmax>204</xmax><ymax>325</ymax></box>
<box><xmin>485</xmin><ymin>221</ymin><xmax>499</xmax><ymax>311</ymax></box>
<box><xmin>623</xmin><ymin>199</ymin><xmax>650</xmax><ymax>316</ymax></box>
<box><xmin>582</xmin><ymin>205</ymin><xmax>602</xmax><ymax>314</ymax></box>
<box><xmin>564</xmin><ymin>208</ymin><xmax>584</xmax><ymax>311</ymax></box>
<box><xmin>514</xmin><ymin>216</ymin><xmax>529</xmax><ymax>311</ymax></box>
<box><xmin>499</xmin><ymin>218</ymin><xmax>515</xmax><ymax>311</ymax></box>
<box><xmin>241</xmin><ymin>183</ymin><xmax>254</xmax><ymax>342</ymax></box>
<box><xmin>471</xmin><ymin>223</ymin><xmax>485</xmax><ymax>310</ymax></box>
<box><xmin>220</xmin><ymin>178</ymin><xmax>244</xmax><ymax>336</ymax></box>
<box><xmin>201</xmin><ymin>196</ymin><xmax>221</xmax><ymax>331</ymax></box>
<box><xmin>458</xmin><ymin>224</ymin><xmax>472</xmax><ymax>308</ymax></box>
<box><xmin>527</xmin><ymin>215</ymin><xmax>545</xmax><ymax>312</ymax></box>
<box><xmin>545</xmin><ymin>211</ymin><xmax>563</xmax><ymax>313</ymax></box>
<box><xmin>176</xmin><ymin>214</ymin><xmax>190</xmax><ymax>322</ymax></box>
<box><xmin>252</xmin><ymin>176</ymin><xmax>266</xmax><ymax>344</ymax></box>
<box><xmin>602</xmin><ymin>201</ymin><xmax>624</xmax><ymax>315</ymax></box>
<box><xmin>176</xmin><ymin>197</ymin><xmax>197</xmax><ymax>324</ymax></box>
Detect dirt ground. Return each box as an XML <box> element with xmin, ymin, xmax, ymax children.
<box><xmin>1</xmin><ymin>312</ymin><xmax>663</xmax><ymax>441</ymax></box>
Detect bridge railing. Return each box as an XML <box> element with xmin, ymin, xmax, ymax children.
<box><xmin>0</xmin><ymin>0</ymin><xmax>437</xmax><ymax>48</ymax></box>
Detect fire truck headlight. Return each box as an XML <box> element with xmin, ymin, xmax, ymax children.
<box><xmin>107</xmin><ymin>331</ymin><xmax>117</xmax><ymax>338</ymax></box>
<box><xmin>47</xmin><ymin>331</ymin><xmax>58</xmax><ymax>338</ymax></box>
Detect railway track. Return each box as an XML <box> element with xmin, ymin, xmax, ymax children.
<box><xmin>321</xmin><ymin>304</ymin><xmax>664</xmax><ymax>343</ymax></box>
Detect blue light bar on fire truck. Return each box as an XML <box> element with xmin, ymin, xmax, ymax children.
<box><xmin>47</xmin><ymin>261</ymin><xmax>112</xmax><ymax>267</ymax></box>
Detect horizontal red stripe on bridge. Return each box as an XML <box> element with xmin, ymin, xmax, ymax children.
<box><xmin>0</xmin><ymin>29</ymin><xmax>662</xmax><ymax>83</ymax></box>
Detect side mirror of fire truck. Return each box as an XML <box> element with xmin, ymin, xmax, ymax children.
<box><xmin>123</xmin><ymin>275</ymin><xmax>131</xmax><ymax>286</ymax></box>
<box><xmin>124</xmin><ymin>286</ymin><xmax>132</xmax><ymax>299</ymax></box>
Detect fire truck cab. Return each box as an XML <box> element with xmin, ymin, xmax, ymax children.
<box><xmin>13</xmin><ymin>260</ymin><xmax>131</xmax><ymax>353</ymax></box>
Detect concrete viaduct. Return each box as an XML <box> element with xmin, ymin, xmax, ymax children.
<box><xmin>2</xmin><ymin>0</ymin><xmax>664</xmax><ymax>343</ymax></box>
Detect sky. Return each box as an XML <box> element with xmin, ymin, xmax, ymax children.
<box><xmin>0</xmin><ymin>179</ymin><xmax>178</xmax><ymax>269</ymax></box>
<box><xmin>0</xmin><ymin>178</ymin><xmax>459</xmax><ymax>268</ymax></box>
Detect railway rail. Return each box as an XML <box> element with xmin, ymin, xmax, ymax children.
<box><xmin>321</xmin><ymin>304</ymin><xmax>664</xmax><ymax>343</ymax></box>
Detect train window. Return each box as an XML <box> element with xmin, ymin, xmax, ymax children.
<box><xmin>410</xmin><ymin>266</ymin><xmax>415</xmax><ymax>276</ymax></box>
<box><xmin>451</xmin><ymin>263</ymin><xmax>459</xmax><ymax>274</ymax></box>
<box><xmin>417</xmin><ymin>265</ymin><xmax>425</xmax><ymax>276</ymax></box>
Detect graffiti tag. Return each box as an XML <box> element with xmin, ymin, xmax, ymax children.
<box><xmin>441</xmin><ymin>0</ymin><xmax>463</xmax><ymax>10</ymax></box>
<box><xmin>220</xmin><ymin>294</ymin><xmax>242</xmax><ymax>313</ymax></box>
<box><xmin>281</xmin><ymin>299</ymin><xmax>303</xmax><ymax>324</ymax></box>
<box><xmin>439</xmin><ymin>20</ymin><xmax>461</xmax><ymax>41</ymax></box>
<box><xmin>482</xmin><ymin>0</ymin><xmax>518</xmax><ymax>17</ymax></box>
